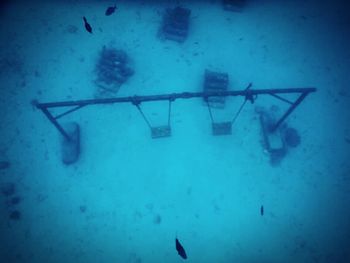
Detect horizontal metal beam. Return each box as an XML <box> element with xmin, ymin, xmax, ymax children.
<box><xmin>35</xmin><ymin>87</ymin><xmax>316</xmax><ymax>109</ymax></box>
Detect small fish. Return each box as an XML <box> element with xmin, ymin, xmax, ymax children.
<box><xmin>105</xmin><ymin>5</ymin><xmax>117</xmax><ymax>16</ymax></box>
<box><xmin>175</xmin><ymin>237</ymin><xmax>187</xmax><ymax>259</ymax></box>
<box><xmin>260</xmin><ymin>205</ymin><xmax>264</xmax><ymax>216</ymax></box>
<box><xmin>83</xmin><ymin>16</ymin><xmax>92</xmax><ymax>33</ymax></box>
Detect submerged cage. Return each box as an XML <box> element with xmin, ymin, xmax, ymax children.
<box><xmin>258</xmin><ymin>106</ymin><xmax>302</xmax><ymax>165</ymax></box>
<box><xmin>212</xmin><ymin>121</ymin><xmax>232</xmax><ymax>136</ymax></box>
<box><xmin>151</xmin><ymin>125</ymin><xmax>172</xmax><ymax>139</ymax></box>
<box><xmin>94</xmin><ymin>46</ymin><xmax>134</xmax><ymax>97</ymax></box>
<box><xmin>259</xmin><ymin>111</ymin><xmax>287</xmax><ymax>165</ymax></box>
<box><xmin>203</xmin><ymin>70</ymin><xmax>229</xmax><ymax>109</ymax></box>
<box><xmin>159</xmin><ymin>6</ymin><xmax>191</xmax><ymax>43</ymax></box>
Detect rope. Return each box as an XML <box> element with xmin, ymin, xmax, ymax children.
<box><xmin>133</xmin><ymin>97</ymin><xmax>174</xmax><ymax>129</ymax></box>
<box><xmin>168</xmin><ymin>99</ymin><xmax>172</xmax><ymax>126</ymax></box>
<box><xmin>134</xmin><ymin>103</ymin><xmax>153</xmax><ymax>129</ymax></box>
<box><xmin>231</xmin><ymin>98</ymin><xmax>247</xmax><ymax>125</ymax></box>
<box><xmin>206</xmin><ymin>99</ymin><xmax>215</xmax><ymax>124</ymax></box>
<box><xmin>230</xmin><ymin>83</ymin><xmax>255</xmax><ymax>125</ymax></box>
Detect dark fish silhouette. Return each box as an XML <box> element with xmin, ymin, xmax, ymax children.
<box><xmin>83</xmin><ymin>16</ymin><xmax>92</xmax><ymax>33</ymax></box>
<box><xmin>105</xmin><ymin>5</ymin><xmax>117</xmax><ymax>16</ymax></box>
<box><xmin>260</xmin><ymin>205</ymin><xmax>264</xmax><ymax>216</ymax></box>
<box><xmin>175</xmin><ymin>237</ymin><xmax>187</xmax><ymax>259</ymax></box>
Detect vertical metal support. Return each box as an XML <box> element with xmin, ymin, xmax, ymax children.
<box><xmin>270</xmin><ymin>91</ymin><xmax>310</xmax><ymax>132</ymax></box>
<box><xmin>168</xmin><ymin>99</ymin><xmax>172</xmax><ymax>126</ymax></box>
<box><xmin>206</xmin><ymin>99</ymin><xmax>214</xmax><ymax>124</ymax></box>
<box><xmin>41</xmin><ymin>107</ymin><xmax>71</xmax><ymax>141</ymax></box>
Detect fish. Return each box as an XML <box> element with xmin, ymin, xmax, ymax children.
<box><xmin>175</xmin><ymin>237</ymin><xmax>187</xmax><ymax>259</ymax></box>
<box><xmin>260</xmin><ymin>205</ymin><xmax>264</xmax><ymax>216</ymax></box>
<box><xmin>105</xmin><ymin>5</ymin><xmax>117</xmax><ymax>16</ymax></box>
<box><xmin>83</xmin><ymin>16</ymin><xmax>92</xmax><ymax>33</ymax></box>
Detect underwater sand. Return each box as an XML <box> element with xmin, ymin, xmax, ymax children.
<box><xmin>0</xmin><ymin>0</ymin><xmax>350</xmax><ymax>262</ymax></box>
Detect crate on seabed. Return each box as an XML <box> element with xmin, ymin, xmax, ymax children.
<box><xmin>203</xmin><ymin>69</ymin><xmax>229</xmax><ymax>108</ymax></box>
<box><xmin>151</xmin><ymin>125</ymin><xmax>172</xmax><ymax>138</ymax></box>
<box><xmin>160</xmin><ymin>7</ymin><xmax>191</xmax><ymax>43</ymax></box>
<box><xmin>212</xmin><ymin>122</ymin><xmax>232</xmax><ymax>136</ymax></box>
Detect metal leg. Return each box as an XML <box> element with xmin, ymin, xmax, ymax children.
<box><xmin>41</xmin><ymin>107</ymin><xmax>71</xmax><ymax>141</ymax></box>
<box><xmin>270</xmin><ymin>92</ymin><xmax>310</xmax><ymax>132</ymax></box>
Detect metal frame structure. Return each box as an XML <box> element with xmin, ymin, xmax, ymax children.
<box><xmin>34</xmin><ymin>86</ymin><xmax>316</xmax><ymax>141</ymax></box>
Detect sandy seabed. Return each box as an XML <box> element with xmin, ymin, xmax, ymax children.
<box><xmin>0</xmin><ymin>0</ymin><xmax>350</xmax><ymax>262</ymax></box>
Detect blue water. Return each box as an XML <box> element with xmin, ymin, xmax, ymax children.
<box><xmin>1</xmin><ymin>0</ymin><xmax>350</xmax><ymax>262</ymax></box>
